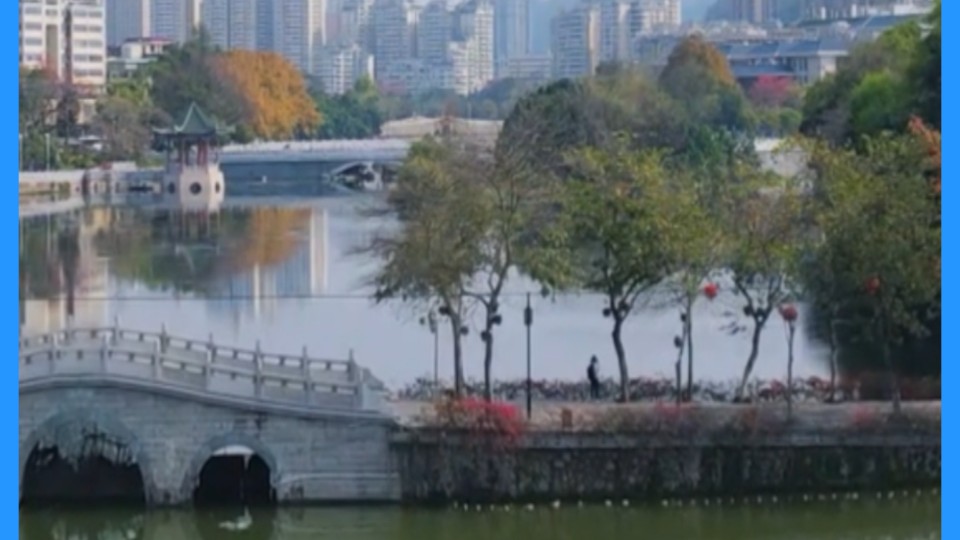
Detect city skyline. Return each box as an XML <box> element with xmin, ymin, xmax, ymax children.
<box><xmin>20</xmin><ymin>0</ymin><xmax>933</xmax><ymax>100</ymax></box>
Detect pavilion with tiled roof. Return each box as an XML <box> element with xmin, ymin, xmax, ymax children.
<box><xmin>152</xmin><ymin>103</ymin><xmax>233</xmax><ymax>168</ymax></box>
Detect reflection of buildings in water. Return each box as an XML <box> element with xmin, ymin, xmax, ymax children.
<box><xmin>209</xmin><ymin>209</ymin><xmax>328</xmax><ymax>322</ymax></box>
<box><xmin>21</xmin><ymin>210</ymin><xmax>111</xmax><ymax>336</ymax></box>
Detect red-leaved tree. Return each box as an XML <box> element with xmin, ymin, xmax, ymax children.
<box><xmin>748</xmin><ymin>76</ymin><xmax>796</xmax><ymax>108</ymax></box>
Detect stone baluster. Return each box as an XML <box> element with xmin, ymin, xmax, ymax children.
<box><xmin>254</xmin><ymin>340</ymin><xmax>263</xmax><ymax>399</ymax></box>
<box><xmin>152</xmin><ymin>341</ymin><xmax>162</xmax><ymax>380</ymax></box>
<box><xmin>204</xmin><ymin>346</ymin><xmax>213</xmax><ymax>391</ymax></box>
<box><xmin>208</xmin><ymin>333</ymin><xmax>216</xmax><ymax>359</ymax></box>
<box><xmin>100</xmin><ymin>334</ymin><xmax>109</xmax><ymax>372</ymax></box>
<box><xmin>48</xmin><ymin>332</ymin><xmax>58</xmax><ymax>376</ymax></box>
<box><xmin>112</xmin><ymin>315</ymin><xmax>120</xmax><ymax>345</ymax></box>
<box><xmin>302</xmin><ymin>346</ymin><xmax>312</xmax><ymax>405</ymax></box>
<box><xmin>160</xmin><ymin>324</ymin><xmax>168</xmax><ymax>354</ymax></box>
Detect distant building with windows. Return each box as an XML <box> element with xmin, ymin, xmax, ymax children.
<box><xmin>106</xmin><ymin>37</ymin><xmax>174</xmax><ymax>80</ymax></box>
<box><xmin>105</xmin><ymin>0</ymin><xmax>149</xmax><ymax>47</ymax></box>
<box><xmin>317</xmin><ymin>44</ymin><xmax>375</xmax><ymax>95</ymax></box>
<box><xmin>19</xmin><ymin>0</ymin><xmax>107</xmax><ymax>93</ymax></box>
<box><xmin>201</xmin><ymin>0</ymin><xmax>258</xmax><ymax>51</ymax></box>
<box><xmin>551</xmin><ymin>4</ymin><xmax>600</xmax><ymax>79</ymax></box>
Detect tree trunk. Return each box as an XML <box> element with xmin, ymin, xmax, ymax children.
<box><xmin>685</xmin><ymin>297</ymin><xmax>694</xmax><ymax>402</ymax></box>
<box><xmin>828</xmin><ymin>317</ymin><xmax>839</xmax><ymax>403</ymax></box>
<box><xmin>786</xmin><ymin>322</ymin><xmax>795</xmax><ymax>418</ymax></box>
<box><xmin>450</xmin><ymin>316</ymin><xmax>464</xmax><ymax>397</ymax></box>
<box><xmin>483</xmin><ymin>322</ymin><xmax>494</xmax><ymax>402</ymax></box>
<box><xmin>612</xmin><ymin>317</ymin><xmax>629</xmax><ymax>402</ymax></box>
<box><xmin>736</xmin><ymin>316</ymin><xmax>766</xmax><ymax>401</ymax></box>
<box><xmin>674</xmin><ymin>325</ymin><xmax>684</xmax><ymax>405</ymax></box>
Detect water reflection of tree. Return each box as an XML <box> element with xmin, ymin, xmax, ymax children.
<box><xmin>94</xmin><ymin>207</ymin><xmax>312</xmax><ymax>294</ymax></box>
<box><xmin>20</xmin><ymin>218</ymin><xmax>81</xmax><ymax>312</ymax></box>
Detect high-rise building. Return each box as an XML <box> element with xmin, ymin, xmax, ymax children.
<box><xmin>629</xmin><ymin>0</ymin><xmax>682</xmax><ymax>35</ymax></box>
<box><xmin>202</xmin><ymin>0</ymin><xmax>257</xmax><ymax>50</ymax></box>
<box><xmin>151</xmin><ymin>0</ymin><xmax>202</xmax><ymax>43</ymax></box>
<box><xmin>338</xmin><ymin>0</ymin><xmax>375</xmax><ymax>48</ymax></box>
<box><xmin>371</xmin><ymin>0</ymin><xmax>418</xmax><ymax>81</ymax></box>
<box><xmin>454</xmin><ymin>0</ymin><xmax>494</xmax><ymax>92</ymax></box>
<box><xmin>106</xmin><ymin>0</ymin><xmax>150</xmax><ymax>47</ymax></box>
<box><xmin>730</xmin><ymin>0</ymin><xmax>777</xmax><ymax>23</ymax></box>
<box><xmin>493</xmin><ymin>0</ymin><xmax>528</xmax><ymax>77</ymax></box>
<box><xmin>325</xmin><ymin>0</ymin><xmax>343</xmax><ymax>47</ymax></box>
<box><xmin>317</xmin><ymin>44</ymin><xmax>374</xmax><ymax>94</ymax></box>
<box><xmin>273</xmin><ymin>0</ymin><xmax>326</xmax><ymax>75</ymax></box>
<box><xmin>551</xmin><ymin>3</ymin><xmax>600</xmax><ymax>79</ymax></box>
<box><xmin>19</xmin><ymin>0</ymin><xmax>107</xmax><ymax>90</ymax></box>
<box><xmin>599</xmin><ymin>0</ymin><xmax>631</xmax><ymax>63</ymax></box>
<box><xmin>417</xmin><ymin>0</ymin><xmax>451</xmax><ymax>65</ymax></box>
<box><xmin>255</xmin><ymin>0</ymin><xmax>274</xmax><ymax>50</ymax></box>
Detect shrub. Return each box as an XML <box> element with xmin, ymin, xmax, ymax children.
<box><xmin>432</xmin><ymin>397</ymin><xmax>525</xmax><ymax>446</ymax></box>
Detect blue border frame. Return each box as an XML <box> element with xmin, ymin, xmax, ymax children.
<box><xmin>941</xmin><ymin>1</ymin><xmax>952</xmax><ymax>536</ymax></box>
<box><xmin>7</xmin><ymin>2</ymin><xmax>947</xmax><ymax>536</ymax></box>
<box><xmin>9</xmin><ymin>0</ymin><xmax>21</xmax><ymax>530</ymax></box>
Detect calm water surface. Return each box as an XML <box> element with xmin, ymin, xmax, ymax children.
<box><xmin>20</xmin><ymin>196</ymin><xmax>832</xmax><ymax>388</ymax></box>
<box><xmin>20</xmin><ymin>499</ymin><xmax>940</xmax><ymax>540</ymax></box>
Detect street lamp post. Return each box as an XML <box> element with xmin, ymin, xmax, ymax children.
<box><xmin>524</xmin><ymin>292</ymin><xmax>533</xmax><ymax>420</ymax></box>
<box><xmin>44</xmin><ymin>133</ymin><xmax>50</xmax><ymax>171</ymax></box>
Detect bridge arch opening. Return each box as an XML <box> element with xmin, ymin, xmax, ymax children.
<box><xmin>192</xmin><ymin>445</ymin><xmax>276</xmax><ymax>508</ymax></box>
<box><xmin>20</xmin><ymin>424</ymin><xmax>147</xmax><ymax>507</ymax></box>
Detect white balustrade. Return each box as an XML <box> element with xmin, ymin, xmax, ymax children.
<box><xmin>19</xmin><ymin>326</ymin><xmax>384</xmax><ymax>413</ymax></box>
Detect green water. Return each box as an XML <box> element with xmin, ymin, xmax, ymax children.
<box><xmin>20</xmin><ymin>497</ymin><xmax>940</xmax><ymax>540</ymax></box>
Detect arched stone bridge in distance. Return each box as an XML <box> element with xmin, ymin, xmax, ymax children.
<box><xmin>19</xmin><ymin>326</ymin><xmax>401</xmax><ymax>506</ymax></box>
<box><xmin>217</xmin><ymin>139</ymin><xmax>411</xmax><ymax>190</ymax></box>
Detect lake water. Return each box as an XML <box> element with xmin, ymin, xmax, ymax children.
<box><xmin>19</xmin><ymin>498</ymin><xmax>940</xmax><ymax>540</ymax></box>
<box><xmin>19</xmin><ymin>196</ymin><xmax>831</xmax><ymax>389</ymax></box>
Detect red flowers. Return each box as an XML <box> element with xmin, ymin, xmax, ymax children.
<box><xmin>778</xmin><ymin>303</ymin><xmax>798</xmax><ymax>323</ymax></box>
<box><xmin>436</xmin><ymin>397</ymin><xmax>525</xmax><ymax>444</ymax></box>
<box><xmin>865</xmin><ymin>276</ymin><xmax>881</xmax><ymax>295</ymax></box>
<box><xmin>702</xmin><ymin>282</ymin><xmax>719</xmax><ymax>300</ymax></box>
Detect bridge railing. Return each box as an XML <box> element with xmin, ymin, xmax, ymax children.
<box><xmin>19</xmin><ymin>326</ymin><xmax>386</xmax><ymax>414</ymax></box>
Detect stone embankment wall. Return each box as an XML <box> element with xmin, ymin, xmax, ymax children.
<box><xmin>392</xmin><ymin>405</ymin><xmax>940</xmax><ymax>503</ymax></box>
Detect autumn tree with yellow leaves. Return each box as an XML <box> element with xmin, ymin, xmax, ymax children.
<box><xmin>211</xmin><ymin>50</ymin><xmax>321</xmax><ymax>140</ymax></box>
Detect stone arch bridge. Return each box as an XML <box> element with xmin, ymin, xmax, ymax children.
<box><xmin>19</xmin><ymin>326</ymin><xmax>400</xmax><ymax>506</ymax></box>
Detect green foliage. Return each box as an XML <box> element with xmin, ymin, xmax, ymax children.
<box><xmin>533</xmin><ymin>140</ymin><xmax>682</xmax><ymax>401</ymax></box>
<box><xmin>800</xmin><ymin>12</ymin><xmax>938</xmax><ymax>144</ymax></box>
<box><xmin>659</xmin><ymin>35</ymin><xmax>751</xmax><ymax>131</ymax></box>
<box><xmin>314</xmin><ymin>78</ymin><xmax>383</xmax><ymax>140</ymax></box>
<box><xmin>371</xmin><ymin>138</ymin><xmax>491</xmax><ymax>395</ymax></box>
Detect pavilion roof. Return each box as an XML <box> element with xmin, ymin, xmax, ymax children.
<box><xmin>152</xmin><ymin>102</ymin><xmax>233</xmax><ymax>139</ymax></box>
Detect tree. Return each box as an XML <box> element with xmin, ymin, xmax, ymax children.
<box><xmin>93</xmin><ymin>96</ymin><xmax>152</xmax><ymax>161</ymax></box>
<box><xmin>19</xmin><ymin>68</ymin><xmax>58</xmax><ymax>136</ymax></box>
<box><xmin>313</xmin><ymin>78</ymin><xmax>382</xmax><ymax>140</ymax></box>
<box><xmin>148</xmin><ymin>37</ymin><xmax>231</xmax><ymax>126</ymax></box>
<box><xmin>658</xmin><ymin>34</ymin><xmax>751</xmax><ymax>132</ymax></box>
<box><xmin>212</xmin><ymin>50</ymin><xmax>321</xmax><ymax>140</ymax></box>
<box><xmin>660</xmin><ymin>174</ymin><xmax>725</xmax><ymax>402</ymax></box>
<box><xmin>800</xmin><ymin>20</ymin><xmax>924</xmax><ymax>145</ymax></box>
<box><xmin>910</xmin><ymin>1</ymin><xmax>941</xmax><ymax>128</ymax></box>
<box><xmin>805</xmin><ymin>132</ymin><xmax>939</xmax><ymax>413</ymax></box>
<box><xmin>721</xmin><ymin>164</ymin><xmax>805</xmax><ymax>401</ymax></box>
<box><xmin>747</xmin><ymin>76</ymin><xmax>799</xmax><ymax>109</ymax></box>
<box><xmin>368</xmin><ymin>139</ymin><xmax>487</xmax><ymax>397</ymax></box>
<box><xmin>535</xmin><ymin>140</ymin><xmax>676</xmax><ymax>402</ymax></box>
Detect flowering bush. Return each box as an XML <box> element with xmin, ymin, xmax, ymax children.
<box><xmin>432</xmin><ymin>397</ymin><xmax>525</xmax><ymax>445</ymax></box>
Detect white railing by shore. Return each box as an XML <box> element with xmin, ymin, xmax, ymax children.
<box><xmin>19</xmin><ymin>325</ymin><xmax>387</xmax><ymax>414</ymax></box>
